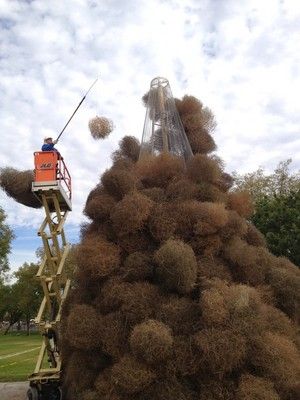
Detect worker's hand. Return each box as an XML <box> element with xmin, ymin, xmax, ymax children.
<box><xmin>53</xmin><ymin>139</ymin><xmax>58</xmax><ymax>144</ymax></box>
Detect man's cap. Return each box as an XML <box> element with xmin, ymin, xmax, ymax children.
<box><xmin>44</xmin><ymin>136</ymin><xmax>53</xmax><ymax>141</ymax></box>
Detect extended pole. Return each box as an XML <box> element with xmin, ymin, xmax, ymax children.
<box><xmin>56</xmin><ymin>77</ymin><xmax>98</xmax><ymax>142</ymax></box>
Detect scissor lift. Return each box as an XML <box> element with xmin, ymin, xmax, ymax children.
<box><xmin>27</xmin><ymin>152</ymin><xmax>72</xmax><ymax>400</ymax></box>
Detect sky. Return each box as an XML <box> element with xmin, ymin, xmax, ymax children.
<box><xmin>0</xmin><ymin>0</ymin><xmax>300</xmax><ymax>272</ymax></box>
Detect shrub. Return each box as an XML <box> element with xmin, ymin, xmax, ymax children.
<box><xmin>251</xmin><ymin>332</ymin><xmax>300</xmax><ymax>394</ymax></box>
<box><xmin>194</xmin><ymin>328</ymin><xmax>247</xmax><ymax>375</ymax></box>
<box><xmin>158</xmin><ymin>296</ymin><xmax>202</xmax><ymax>335</ymax></box>
<box><xmin>111</xmin><ymin>356</ymin><xmax>156</xmax><ymax>394</ymax></box>
<box><xmin>148</xmin><ymin>203</ymin><xmax>177</xmax><ymax>242</ymax></box>
<box><xmin>111</xmin><ymin>192</ymin><xmax>153</xmax><ymax>236</ymax></box>
<box><xmin>0</xmin><ymin>167</ymin><xmax>41</xmax><ymax>208</ymax></box>
<box><xmin>84</xmin><ymin>192</ymin><xmax>116</xmax><ymax>222</ymax></box>
<box><xmin>113</xmin><ymin>135</ymin><xmax>140</xmax><ymax>162</ymax></box>
<box><xmin>135</xmin><ymin>153</ymin><xmax>185</xmax><ymax>188</ymax></box>
<box><xmin>76</xmin><ymin>237</ymin><xmax>120</xmax><ymax>281</ymax></box>
<box><xmin>101</xmin><ymin>168</ymin><xmax>136</xmax><ymax>200</ymax></box>
<box><xmin>175</xmin><ymin>95</ymin><xmax>204</xmax><ymax>115</ymax></box>
<box><xmin>130</xmin><ymin>319</ymin><xmax>173</xmax><ymax>364</ymax></box>
<box><xmin>166</xmin><ymin>178</ymin><xmax>199</xmax><ymax>201</ymax></box>
<box><xmin>121</xmin><ymin>252</ymin><xmax>153</xmax><ymax>282</ymax></box>
<box><xmin>154</xmin><ymin>239</ymin><xmax>197</xmax><ymax>294</ymax></box>
<box><xmin>243</xmin><ymin>223</ymin><xmax>267</xmax><ymax>247</ymax></box>
<box><xmin>266</xmin><ymin>267</ymin><xmax>300</xmax><ymax>320</ymax></box>
<box><xmin>228</xmin><ymin>191</ymin><xmax>254</xmax><ymax>218</ymax></box>
<box><xmin>66</xmin><ymin>304</ymin><xmax>101</xmax><ymax>349</ymax></box>
<box><xmin>187</xmin><ymin>154</ymin><xmax>222</xmax><ymax>184</ymax></box>
<box><xmin>236</xmin><ymin>374</ymin><xmax>280</xmax><ymax>400</ymax></box>
<box><xmin>89</xmin><ymin>116</ymin><xmax>113</xmax><ymax>139</ymax></box>
<box><xmin>141</xmin><ymin>187</ymin><xmax>166</xmax><ymax>202</ymax></box>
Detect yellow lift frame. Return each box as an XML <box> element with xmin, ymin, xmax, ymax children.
<box><xmin>28</xmin><ymin>187</ymin><xmax>71</xmax><ymax>400</ymax></box>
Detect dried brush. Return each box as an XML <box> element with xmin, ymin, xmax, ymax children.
<box><xmin>89</xmin><ymin>116</ymin><xmax>113</xmax><ymax>139</ymax></box>
<box><xmin>228</xmin><ymin>191</ymin><xmax>254</xmax><ymax>218</ymax></box>
<box><xmin>76</xmin><ymin>236</ymin><xmax>120</xmax><ymax>281</ymax></box>
<box><xmin>266</xmin><ymin>267</ymin><xmax>300</xmax><ymax>320</ymax></box>
<box><xmin>0</xmin><ymin>167</ymin><xmax>41</xmax><ymax>208</ymax></box>
<box><xmin>111</xmin><ymin>355</ymin><xmax>156</xmax><ymax>395</ymax></box>
<box><xmin>114</xmin><ymin>136</ymin><xmax>140</xmax><ymax>162</ymax></box>
<box><xmin>166</xmin><ymin>178</ymin><xmax>199</xmax><ymax>201</ymax></box>
<box><xmin>158</xmin><ymin>297</ymin><xmax>202</xmax><ymax>336</ymax></box>
<box><xmin>236</xmin><ymin>374</ymin><xmax>280</xmax><ymax>400</ymax></box>
<box><xmin>251</xmin><ymin>332</ymin><xmax>300</xmax><ymax>394</ymax></box>
<box><xmin>111</xmin><ymin>192</ymin><xmax>153</xmax><ymax>236</ymax></box>
<box><xmin>243</xmin><ymin>222</ymin><xmax>267</xmax><ymax>247</ymax></box>
<box><xmin>121</xmin><ymin>252</ymin><xmax>153</xmax><ymax>282</ymax></box>
<box><xmin>101</xmin><ymin>168</ymin><xmax>136</xmax><ymax>200</ymax></box>
<box><xmin>197</xmin><ymin>256</ymin><xmax>233</xmax><ymax>282</ymax></box>
<box><xmin>193</xmin><ymin>327</ymin><xmax>247</xmax><ymax>375</ymax></box>
<box><xmin>141</xmin><ymin>187</ymin><xmax>166</xmax><ymax>202</ymax></box>
<box><xmin>130</xmin><ymin>319</ymin><xmax>173</xmax><ymax>365</ymax></box>
<box><xmin>84</xmin><ymin>192</ymin><xmax>116</xmax><ymax>222</ymax></box>
<box><xmin>135</xmin><ymin>378</ymin><xmax>196</xmax><ymax>400</ymax></box>
<box><xmin>154</xmin><ymin>239</ymin><xmax>197</xmax><ymax>294</ymax></box>
<box><xmin>135</xmin><ymin>153</ymin><xmax>185</xmax><ymax>188</ymax></box>
<box><xmin>175</xmin><ymin>95</ymin><xmax>204</xmax><ymax>115</ymax></box>
<box><xmin>187</xmin><ymin>154</ymin><xmax>222</xmax><ymax>185</ymax></box>
<box><xmin>148</xmin><ymin>203</ymin><xmax>177</xmax><ymax>242</ymax></box>
<box><xmin>99</xmin><ymin>311</ymin><xmax>128</xmax><ymax>360</ymax></box>
<box><xmin>66</xmin><ymin>304</ymin><xmax>101</xmax><ymax>349</ymax></box>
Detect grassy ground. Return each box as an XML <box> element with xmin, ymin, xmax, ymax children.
<box><xmin>0</xmin><ymin>332</ymin><xmax>41</xmax><ymax>382</ymax></box>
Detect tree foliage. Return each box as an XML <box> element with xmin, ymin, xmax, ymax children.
<box><xmin>0</xmin><ymin>206</ymin><xmax>14</xmax><ymax>274</ymax></box>
<box><xmin>252</xmin><ymin>191</ymin><xmax>300</xmax><ymax>266</ymax></box>
<box><xmin>233</xmin><ymin>159</ymin><xmax>300</xmax><ymax>202</ymax></box>
<box><xmin>0</xmin><ymin>262</ymin><xmax>43</xmax><ymax>334</ymax></box>
<box><xmin>0</xmin><ymin>282</ymin><xmax>22</xmax><ymax>334</ymax></box>
<box><xmin>233</xmin><ymin>159</ymin><xmax>300</xmax><ymax>266</ymax></box>
<box><xmin>13</xmin><ymin>262</ymin><xmax>43</xmax><ymax>334</ymax></box>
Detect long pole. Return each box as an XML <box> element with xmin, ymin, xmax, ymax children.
<box><xmin>56</xmin><ymin>78</ymin><xmax>98</xmax><ymax>142</ymax></box>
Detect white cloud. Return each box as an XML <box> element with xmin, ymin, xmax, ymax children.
<box><xmin>0</xmin><ymin>0</ymin><xmax>299</xmax><ymax>238</ymax></box>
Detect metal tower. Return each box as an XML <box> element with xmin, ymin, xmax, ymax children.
<box><xmin>139</xmin><ymin>77</ymin><xmax>193</xmax><ymax>161</ymax></box>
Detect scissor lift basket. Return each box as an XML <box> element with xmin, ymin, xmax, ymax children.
<box><xmin>32</xmin><ymin>151</ymin><xmax>72</xmax><ymax>212</ymax></box>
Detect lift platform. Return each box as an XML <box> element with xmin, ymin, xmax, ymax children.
<box><xmin>32</xmin><ymin>151</ymin><xmax>72</xmax><ymax>212</ymax></box>
<box><xmin>28</xmin><ymin>151</ymin><xmax>72</xmax><ymax>400</ymax></box>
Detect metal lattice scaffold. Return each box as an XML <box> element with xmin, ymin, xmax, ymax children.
<box><xmin>28</xmin><ymin>152</ymin><xmax>72</xmax><ymax>400</ymax></box>
<box><xmin>139</xmin><ymin>77</ymin><xmax>193</xmax><ymax>161</ymax></box>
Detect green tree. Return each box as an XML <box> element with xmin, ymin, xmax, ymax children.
<box><xmin>0</xmin><ymin>282</ymin><xmax>22</xmax><ymax>334</ymax></box>
<box><xmin>0</xmin><ymin>279</ymin><xmax>7</xmax><ymax>322</ymax></box>
<box><xmin>252</xmin><ymin>191</ymin><xmax>300</xmax><ymax>265</ymax></box>
<box><xmin>0</xmin><ymin>206</ymin><xmax>14</xmax><ymax>275</ymax></box>
<box><xmin>0</xmin><ymin>263</ymin><xmax>43</xmax><ymax>334</ymax></box>
<box><xmin>233</xmin><ymin>159</ymin><xmax>300</xmax><ymax>201</ymax></box>
<box><xmin>233</xmin><ymin>159</ymin><xmax>300</xmax><ymax>266</ymax></box>
<box><xmin>14</xmin><ymin>262</ymin><xmax>43</xmax><ymax>334</ymax></box>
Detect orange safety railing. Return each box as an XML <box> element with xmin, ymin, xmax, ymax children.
<box><xmin>34</xmin><ymin>152</ymin><xmax>72</xmax><ymax>200</ymax></box>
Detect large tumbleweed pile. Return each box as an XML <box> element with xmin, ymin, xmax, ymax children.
<box><xmin>0</xmin><ymin>167</ymin><xmax>41</xmax><ymax>208</ymax></box>
<box><xmin>61</xmin><ymin>95</ymin><xmax>300</xmax><ymax>400</ymax></box>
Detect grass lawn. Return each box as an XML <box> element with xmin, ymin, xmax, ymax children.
<box><xmin>0</xmin><ymin>332</ymin><xmax>41</xmax><ymax>382</ymax></box>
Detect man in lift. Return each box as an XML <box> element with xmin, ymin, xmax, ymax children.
<box><xmin>42</xmin><ymin>137</ymin><xmax>58</xmax><ymax>152</ymax></box>
<box><xmin>42</xmin><ymin>137</ymin><xmax>63</xmax><ymax>160</ymax></box>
